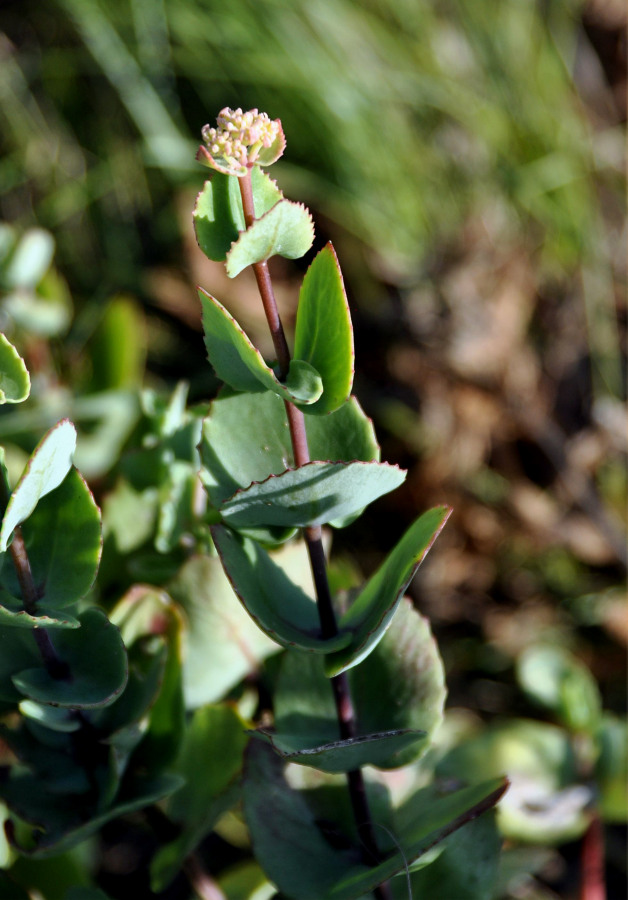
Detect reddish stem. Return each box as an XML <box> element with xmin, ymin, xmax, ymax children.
<box><xmin>238</xmin><ymin>170</ymin><xmax>389</xmax><ymax>894</ymax></box>
<box><xmin>579</xmin><ymin>814</ymin><xmax>606</xmax><ymax>900</ymax></box>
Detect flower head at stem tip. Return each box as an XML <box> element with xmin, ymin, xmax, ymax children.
<box><xmin>196</xmin><ymin>107</ymin><xmax>286</xmax><ymax>177</ymax></box>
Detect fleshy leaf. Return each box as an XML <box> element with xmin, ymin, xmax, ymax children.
<box><xmin>226</xmin><ymin>200</ymin><xmax>314</xmax><ymax>277</ymax></box>
<box><xmin>12</xmin><ymin>608</ymin><xmax>128</xmax><ymax>709</ymax></box>
<box><xmin>275</xmin><ymin>603</ymin><xmax>445</xmax><ymax>770</ymax></box>
<box><xmin>251</xmin><ymin>729</ymin><xmax>426</xmax><ymax>773</ymax></box>
<box><xmin>5</xmin><ymin>774</ymin><xmax>180</xmax><ymax>859</ymax></box>
<box><xmin>0</xmin><ymin>468</ymin><xmax>101</xmax><ymax>609</ymax></box>
<box><xmin>200</xmin><ymin>390</ymin><xmax>379</xmax><ymax>512</ymax></box>
<box><xmin>150</xmin><ymin>704</ymin><xmax>249</xmax><ymax>892</ymax></box>
<box><xmin>293</xmin><ymin>245</ymin><xmax>353</xmax><ymax>415</ymax></box>
<box><xmin>0</xmin><ymin>420</ymin><xmax>77</xmax><ymax>552</ymax></box>
<box><xmin>212</xmin><ymin>525</ymin><xmax>350</xmax><ymax>653</ymax></box>
<box><xmin>220</xmin><ymin>460</ymin><xmax>405</xmax><ymax>529</ymax></box>
<box><xmin>0</xmin><ymin>333</ymin><xmax>30</xmax><ymax>404</ymax></box>
<box><xmin>167</xmin><ymin>555</ymin><xmax>279</xmax><ymax>708</ymax></box>
<box><xmin>194</xmin><ymin>168</ymin><xmax>283</xmax><ymax>262</ymax></box>
<box><xmin>0</xmin><ymin>595</ymin><xmax>80</xmax><ymax>630</ymax></box>
<box><xmin>198</xmin><ymin>288</ymin><xmax>323</xmax><ymax>404</ymax></box>
<box><xmin>243</xmin><ymin>740</ymin><xmax>508</xmax><ymax>900</ymax></box>
<box><xmin>325</xmin><ymin>506</ymin><xmax>451</xmax><ymax>676</ymax></box>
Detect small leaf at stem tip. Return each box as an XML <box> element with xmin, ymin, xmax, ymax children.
<box><xmin>194</xmin><ymin>168</ymin><xmax>283</xmax><ymax>262</ymax></box>
<box><xmin>225</xmin><ymin>200</ymin><xmax>314</xmax><ymax>277</ymax></box>
<box><xmin>0</xmin><ymin>333</ymin><xmax>30</xmax><ymax>404</ymax></box>
<box><xmin>0</xmin><ymin>420</ymin><xmax>77</xmax><ymax>552</ymax></box>
<box><xmin>294</xmin><ymin>243</ymin><xmax>354</xmax><ymax>415</ymax></box>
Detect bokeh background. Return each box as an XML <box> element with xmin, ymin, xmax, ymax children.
<box><xmin>0</xmin><ymin>0</ymin><xmax>625</xmax><ymax>898</ymax></box>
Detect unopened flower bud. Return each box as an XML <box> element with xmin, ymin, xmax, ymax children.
<box><xmin>196</xmin><ymin>107</ymin><xmax>286</xmax><ymax>177</ymax></box>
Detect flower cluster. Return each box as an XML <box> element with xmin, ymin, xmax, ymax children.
<box><xmin>196</xmin><ymin>107</ymin><xmax>286</xmax><ymax>177</ymax></box>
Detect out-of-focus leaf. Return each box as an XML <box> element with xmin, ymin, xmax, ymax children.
<box><xmin>325</xmin><ymin>506</ymin><xmax>451</xmax><ymax>676</ymax></box>
<box><xmin>293</xmin><ymin>244</ymin><xmax>353</xmax><ymax>415</ymax></box>
<box><xmin>5</xmin><ymin>773</ymin><xmax>181</xmax><ymax>858</ymax></box>
<box><xmin>0</xmin><ymin>420</ymin><xmax>77</xmax><ymax>552</ymax></box>
<box><xmin>0</xmin><ymin>334</ymin><xmax>30</xmax><ymax>404</ymax></box>
<box><xmin>108</xmin><ymin>585</ymin><xmax>186</xmax><ymax>772</ymax></box>
<box><xmin>151</xmin><ymin>704</ymin><xmax>249</xmax><ymax>892</ymax></box>
<box><xmin>167</xmin><ymin>554</ymin><xmax>279</xmax><ymax>708</ymax></box>
<box><xmin>3</xmin><ymin>229</ymin><xmax>54</xmax><ymax>289</ymax></box>
<box><xmin>226</xmin><ymin>200</ymin><xmax>314</xmax><ymax>277</ymax></box>
<box><xmin>517</xmin><ymin>645</ymin><xmax>601</xmax><ymax>735</ymax></box>
<box><xmin>218</xmin><ymin>861</ymin><xmax>275</xmax><ymax>900</ymax></box>
<box><xmin>199</xmin><ymin>287</ymin><xmax>323</xmax><ymax>403</ymax></box>
<box><xmin>595</xmin><ymin>714</ymin><xmax>627</xmax><ymax>822</ymax></box>
<box><xmin>12</xmin><ymin>608</ymin><xmax>128</xmax><ymax>709</ymax></box>
<box><xmin>0</xmin><ymin>468</ymin><xmax>101</xmax><ymax>610</ymax></box>
<box><xmin>87</xmin><ymin>295</ymin><xmax>146</xmax><ymax>392</ymax></box>
<box><xmin>437</xmin><ymin>719</ymin><xmax>590</xmax><ymax>843</ymax></box>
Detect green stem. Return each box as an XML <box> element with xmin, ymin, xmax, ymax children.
<box><xmin>238</xmin><ymin>170</ymin><xmax>389</xmax><ymax>893</ymax></box>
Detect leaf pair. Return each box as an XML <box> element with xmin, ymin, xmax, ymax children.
<box><xmin>199</xmin><ymin>241</ymin><xmax>353</xmax><ymax>415</ymax></box>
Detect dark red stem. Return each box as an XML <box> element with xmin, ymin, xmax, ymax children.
<box><xmin>10</xmin><ymin>526</ymin><xmax>70</xmax><ymax>679</ymax></box>
<box><xmin>238</xmin><ymin>170</ymin><xmax>389</xmax><ymax>894</ymax></box>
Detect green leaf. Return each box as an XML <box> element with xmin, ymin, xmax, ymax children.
<box><xmin>107</xmin><ymin>585</ymin><xmax>185</xmax><ymax>772</ymax></box>
<box><xmin>0</xmin><ymin>628</ymin><xmax>39</xmax><ymax>702</ymax></box>
<box><xmin>200</xmin><ymin>389</ymin><xmax>379</xmax><ymax>510</ymax></box>
<box><xmin>0</xmin><ymin>468</ymin><xmax>101</xmax><ymax>609</ymax></box>
<box><xmin>198</xmin><ymin>288</ymin><xmax>323</xmax><ymax>404</ymax></box>
<box><xmin>243</xmin><ymin>740</ymin><xmax>508</xmax><ymax>900</ymax></box>
<box><xmin>400</xmin><ymin>806</ymin><xmax>502</xmax><ymax>900</ymax></box>
<box><xmin>151</xmin><ymin>704</ymin><xmax>250</xmax><ymax>892</ymax></box>
<box><xmin>18</xmin><ymin>700</ymin><xmax>81</xmax><ymax>733</ymax></box>
<box><xmin>212</xmin><ymin>524</ymin><xmax>350</xmax><ymax>653</ymax></box>
<box><xmin>0</xmin><ymin>595</ymin><xmax>80</xmax><ymax>629</ymax></box>
<box><xmin>251</xmin><ymin>729</ymin><xmax>426</xmax><ymax>774</ymax></box>
<box><xmin>293</xmin><ymin>245</ymin><xmax>353</xmax><ymax>415</ymax></box>
<box><xmin>0</xmin><ymin>420</ymin><xmax>77</xmax><ymax>552</ymax></box>
<box><xmin>517</xmin><ymin>645</ymin><xmax>601</xmax><ymax>735</ymax></box>
<box><xmin>226</xmin><ymin>201</ymin><xmax>314</xmax><ymax>277</ymax></box>
<box><xmin>325</xmin><ymin>506</ymin><xmax>451</xmax><ymax>676</ymax></box>
<box><xmin>217</xmin><ymin>861</ymin><xmax>275</xmax><ymax>900</ymax></box>
<box><xmin>4</xmin><ymin>229</ymin><xmax>54</xmax><ymax>289</ymax></box>
<box><xmin>167</xmin><ymin>555</ymin><xmax>279</xmax><ymax>708</ymax></box>
<box><xmin>220</xmin><ymin>461</ymin><xmax>405</xmax><ymax>529</ymax></box>
<box><xmin>275</xmin><ymin>603</ymin><xmax>444</xmax><ymax>770</ymax></box>
<box><xmin>7</xmin><ymin>774</ymin><xmax>181</xmax><ymax>858</ymax></box>
<box><xmin>194</xmin><ymin>169</ymin><xmax>283</xmax><ymax>262</ymax></box>
<box><xmin>0</xmin><ymin>333</ymin><xmax>30</xmax><ymax>404</ymax></box>
<box><xmin>87</xmin><ymin>295</ymin><xmax>146</xmax><ymax>391</ymax></box>
<box><xmin>595</xmin><ymin>714</ymin><xmax>627</xmax><ymax>822</ymax></box>
<box><xmin>12</xmin><ymin>608</ymin><xmax>128</xmax><ymax>709</ymax></box>
<box><xmin>348</xmin><ymin>599</ymin><xmax>446</xmax><ymax>767</ymax></box>
<box><xmin>437</xmin><ymin>719</ymin><xmax>589</xmax><ymax>843</ymax></box>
